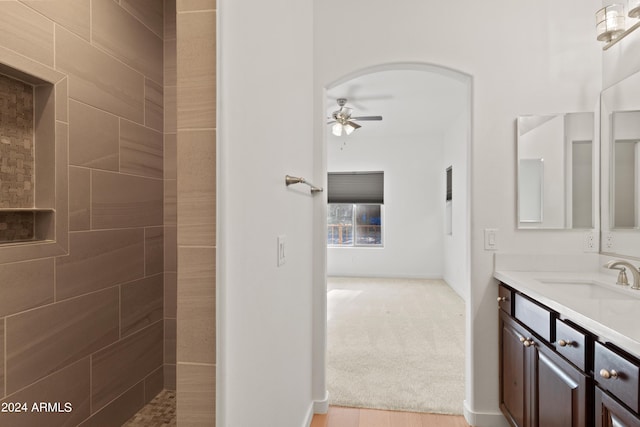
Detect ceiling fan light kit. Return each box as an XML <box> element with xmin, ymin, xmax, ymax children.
<box><xmin>332</xmin><ymin>122</ymin><xmax>356</xmax><ymax>136</ymax></box>
<box><xmin>327</xmin><ymin>97</ymin><xmax>382</xmax><ymax>136</ymax></box>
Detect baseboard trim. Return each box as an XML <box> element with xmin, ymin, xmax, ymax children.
<box><xmin>303</xmin><ymin>403</ymin><xmax>314</xmax><ymax>427</ymax></box>
<box><xmin>463</xmin><ymin>400</ymin><xmax>509</xmax><ymax>427</ymax></box>
<box><xmin>313</xmin><ymin>390</ymin><xmax>329</xmax><ymax>414</ymax></box>
<box><xmin>303</xmin><ymin>392</ymin><xmax>329</xmax><ymax>427</ymax></box>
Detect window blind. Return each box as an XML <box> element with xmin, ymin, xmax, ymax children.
<box><xmin>327</xmin><ymin>171</ymin><xmax>384</xmax><ymax>204</ymax></box>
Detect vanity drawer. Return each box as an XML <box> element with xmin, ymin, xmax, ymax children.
<box><xmin>595</xmin><ymin>386</ymin><xmax>640</xmax><ymax>427</ymax></box>
<box><xmin>554</xmin><ymin>319</ymin><xmax>590</xmax><ymax>372</ymax></box>
<box><xmin>595</xmin><ymin>341</ymin><xmax>640</xmax><ymax>413</ymax></box>
<box><xmin>498</xmin><ymin>284</ymin><xmax>513</xmax><ymax>315</ymax></box>
<box><xmin>514</xmin><ymin>293</ymin><xmax>554</xmax><ymax>342</ymax></box>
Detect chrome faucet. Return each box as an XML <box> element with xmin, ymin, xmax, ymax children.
<box><xmin>605</xmin><ymin>260</ymin><xmax>640</xmax><ymax>290</ymax></box>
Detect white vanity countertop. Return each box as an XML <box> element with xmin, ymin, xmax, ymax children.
<box><xmin>495</xmin><ymin>269</ymin><xmax>640</xmax><ymax>357</ymax></box>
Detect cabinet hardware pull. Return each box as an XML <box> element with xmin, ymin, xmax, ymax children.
<box><xmin>599</xmin><ymin>369</ymin><xmax>619</xmax><ymax>379</ymax></box>
<box><xmin>558</xmin><ymin>339</ymin><xmax>574</xmax><ymax>347</ymax></box>
<box><xmin>497</xmin><ymin>296</ymin><xmax>507</xmax><ymax>302</ymax></box>
<box><xmin>518</xmin><ymin>336</ymin><xmax>535</xmax><ymax>347</ymax></box>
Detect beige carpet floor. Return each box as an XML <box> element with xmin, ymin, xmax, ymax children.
<box><xmin>327</xmin><ymin>277</ymin><xmax>465</xmax><ymax>414</ymax></box>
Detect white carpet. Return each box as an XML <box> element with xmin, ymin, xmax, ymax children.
<box><xmin>327</xmin><ymin>277</ymin><xmax>465</xmax><ymax>414</ymax></box>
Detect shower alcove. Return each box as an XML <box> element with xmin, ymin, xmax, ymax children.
<box><xmin>0</xmin><ymin>49</ymin><xmax>68</xmax><ymax>263</ymax></box>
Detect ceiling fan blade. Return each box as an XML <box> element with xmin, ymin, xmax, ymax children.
<box><xmin>347</xmin><ymin>121</ymin><xmax>361</xmax><ymax>129</ymax></box>
<box><xmin>327</xmin><ymin>120</ymin><xmax>336</xmax><ymax>125</ymax></box>
<box><xmin>351</xmin><ymin>115</ymin><xmax>383</xmax><ymax>121</ymax></box>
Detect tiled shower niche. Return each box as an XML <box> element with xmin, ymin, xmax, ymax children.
<box><xmin>0</xmin><ymin>71</ymin><xmax>55</xmax><ymax>244</ymax></box>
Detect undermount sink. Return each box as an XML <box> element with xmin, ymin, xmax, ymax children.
<box><xmin>537</xmin><ymin>279</ymin><xmax>630</xmax><ymax>299</ymax></box>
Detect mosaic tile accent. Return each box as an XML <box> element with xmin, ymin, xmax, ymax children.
<box><xmin>0</xmin><ymin>73</ymin><xmax>34</xmax><ymax>209</ymax></box>
<box><xmin>0</xmin><ymin>211</ymin><xmax>34</xmax><ymax>242</ymax></box>
<box><xmin>122</xmin><ymin>389</ymin><xmax>176</xmax><ymax>427</ymax></box>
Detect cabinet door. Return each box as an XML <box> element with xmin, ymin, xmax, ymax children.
<box><xmin>500</xmin><ymin>312</ymin><xmax>529</xmax><ymax>427</ymax></box>
<box><xmin>534</xmin><ymin>342</ymin><xmax>591</xmax><ymax>427</ymax></box>
<box><xmin>596</xmin><ymin>387</ymin><xmax>640</xmax><ymax>427</ymax></box>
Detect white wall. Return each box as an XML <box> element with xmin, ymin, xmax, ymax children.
<box><xmin>603</xmin><ymin>7</ymin><xmax>640</xmax><ymax>89</ymax></box>
<box><xmin>218</xmin><ymin>0</ymin><xmax>316</xmax><ymax>425</ymax></box>
<box><xmin>326</xmin><ymin>131</ymin><xmax>444</xmax><ymax>279</ymax></box>
<box><xmin>443</xmin><ymin>111</ymin><xmax>470</xmax><ymax>300</ymax></box>
<box><xmin>313</xmin><ymin>1</ymin><xmax>601</xmax><ymax>425</ymax></box>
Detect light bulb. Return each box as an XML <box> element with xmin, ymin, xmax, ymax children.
<box><xmin>332</xmin><ymin>123</ymin><xmax>343</xmax><ymax>137</ymax></box>
<box><xmin>344</xmin><ymin>124</ymin><xmax>355</xmax><ymax>135</ymax></box>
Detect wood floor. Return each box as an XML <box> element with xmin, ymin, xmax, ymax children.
<box><xmin>311</xmin><ymin>406</ymin><xmax>470</xmax><ymax>427</ymax></box>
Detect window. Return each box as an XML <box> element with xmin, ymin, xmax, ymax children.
<box><xmin>446</xmin><ymin>166</ymin><xmax>452</xmax><ymax>201</ymax></box>
<box><xmin>328</xmin><ymin>204</ymin><xmax>353</xmax><ymax>245</ymax></box>
<box><xmin>327</xmin><ymin>203</ymin><xmax>383</xmax><ymax>246</ymax></box>
<box><xmin>327</xmin><ymin>172</ymin><xmax>383</xmax><ymax>247</ymax></box>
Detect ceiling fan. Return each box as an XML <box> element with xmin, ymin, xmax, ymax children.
<box><xmin>327</xmin><ymin>98</ymin><xmax>383</xmax><ymax>136</ymax></box>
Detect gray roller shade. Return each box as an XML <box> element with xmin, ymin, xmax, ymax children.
<box><xmin>327</xmin><ymin>171</ymin><xmax>384</xmax><ymax>204</ymax></box>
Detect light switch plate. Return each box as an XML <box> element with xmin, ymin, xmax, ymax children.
<box><xmin>484</xmin><ymin>228</ymin><xmax>498</xmax><ymax>251</ymax></box>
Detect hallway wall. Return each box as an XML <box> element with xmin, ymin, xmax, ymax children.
<box><xmin>442</xmin><ymin>111</ymin><xmax>470</xmax><ymax>300</ymax></box>
<box><xmin>0</xmin><ymin>1</ymin><xmax>165</xmax><ymax>426</ymax></box>
<box><xmin>218</xmin><ymin>0</ymin><xmax>316</xmax><ymax>425</ymax></box>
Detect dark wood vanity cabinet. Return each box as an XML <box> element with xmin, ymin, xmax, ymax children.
<box><xmin>596</xmin><ymin>386</ymin><xmax>640</xmax><ymax>427</ymax></box>
<box><xmin>500</xmin><ymin>311</ymin><xmax>528</xmax><ymax>427</ymax></box>
<box><xmin>536</xmin><ymin>332</ymin><xmax>591</xmax><ymax>427</ymax></box>
<box><xmin>499</xmin><ymin>282</ymin><xmax>640</xmax><ymax>427</ymax></box>
<box><xmin>499</xmin><ymin>310</ymin><xmax>590</xmax><ymax>427</ymax></box>
<box><xmin>499</xmin><ymin>285</ymin><xmax>592</xmax><ymax>427</ymax></box>
<box><xmin>593</xmin><ymin>341</ymin><xmax>640</xmax><ymax>427</ymax></box>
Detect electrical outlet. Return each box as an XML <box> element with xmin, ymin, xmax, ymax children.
<box><xmin>604</xmin><ymin>232</ymin><xmax>615</xmax><ymax>251</ymax></box>
<box><xmin>277</xmin><ymin>235</ymin><xmax>286</xmax><ymax>266</ymax></box>
<box><xmin>583</xmin><ymin>231</ymin><xmax>597</xmax><ymax>252</ymax></box>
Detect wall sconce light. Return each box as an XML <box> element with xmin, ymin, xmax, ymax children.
<box><xmin>596</xmin><ymin>4</ymin><xmax>625</xmax><ymax>42</ymax></box>
<box><xmin>598</xmin><ymin>1</ymin><xmax>640</xmax><ymax>50</ymax></box>
<box><xmin>630</xmin><ymin>0</ymin><xmax>640</xmax><ymax>17</ymax></box>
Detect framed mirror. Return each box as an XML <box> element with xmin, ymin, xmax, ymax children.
<box><xmin>601</xmin><ymin>70</ymin><xmax>640</xmax><ymax>258</ymax></box>
<box><xmin>517</xmin><ymin>112</ymin><xmax>595</xmax><ymax>229</ymax></box>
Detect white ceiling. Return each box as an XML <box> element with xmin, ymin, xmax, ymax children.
<box><xmin>326</xmin><ymin>69</ymin><xmax>468</xmax><ymax>139</ymax></box>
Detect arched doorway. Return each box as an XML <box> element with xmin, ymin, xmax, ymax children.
<box><xmin>312</xmin><ymin>62</ymin><xmax>472</xmax><ymax>416</ymax></box>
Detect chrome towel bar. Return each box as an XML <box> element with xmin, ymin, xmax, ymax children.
<box><xmin>285</xmin><ymin>175</ymin><xmax>323</xmax><ymax>194</ymax></box>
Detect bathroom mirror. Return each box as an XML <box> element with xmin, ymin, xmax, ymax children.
<box><xmin>517</xmin><ymin>112</ymin><xmax>595</xmax><ymax>229</ymax></box>
<box><xmin>601</xmin><ymin>69</ymin><xmax>640</xmax><ymax>258</ymax></box>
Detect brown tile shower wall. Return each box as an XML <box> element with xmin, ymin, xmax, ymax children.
<box><xmin>176</xmin><ymin>0</ymin><xmax>217</xmax><ymax>425</ymax></box>
<box><xmin>164</xmin><ymin>0</ymin><xmax>178</xmax><ymax>393</ymax></box>
<box><xmin>0</xmin><ymin>2</ymin><xmax>166</xmax><ymax>426</ymax></box>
